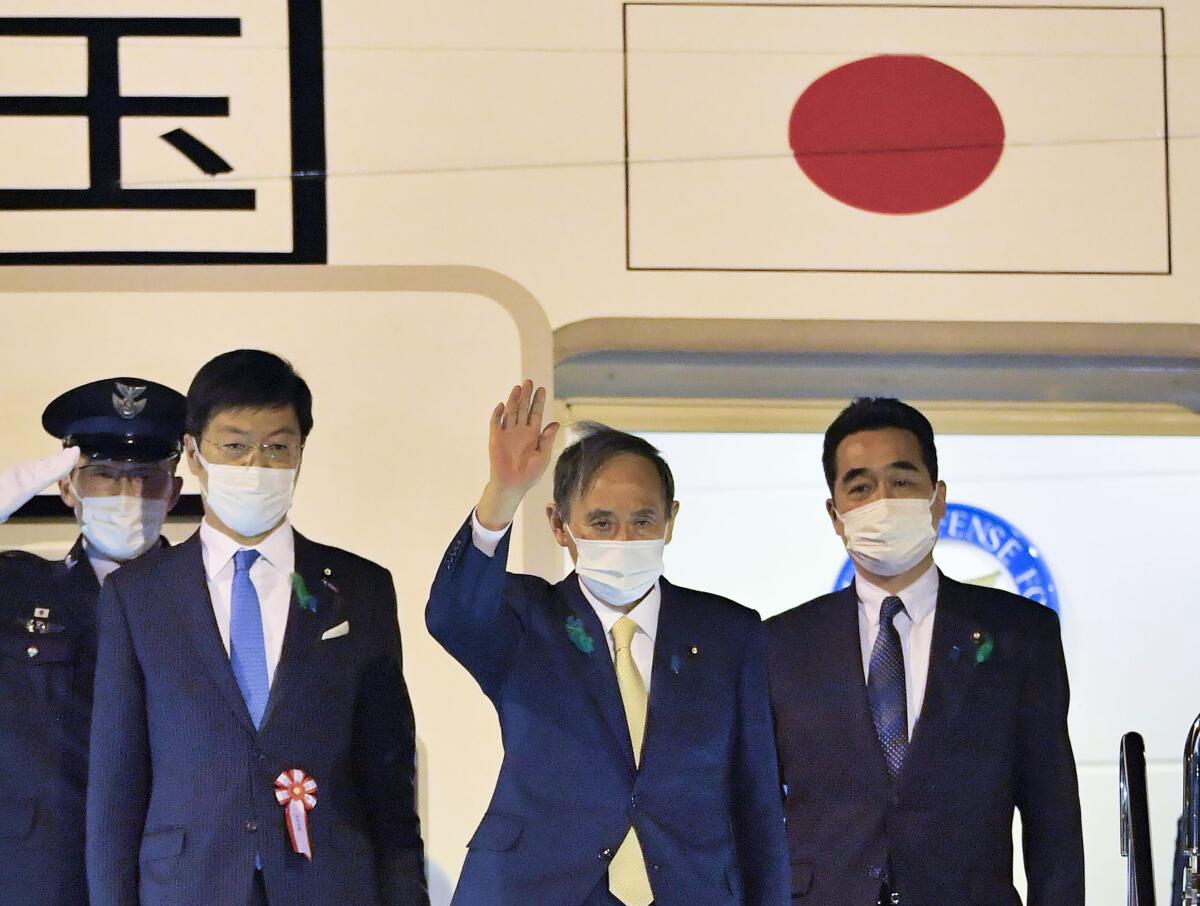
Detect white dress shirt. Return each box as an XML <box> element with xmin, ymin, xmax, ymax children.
<box><xmin>79</xmin><ymin>538</ymin><xmax>166</xmax><ymax>586</ymax></box>
<box><xmin>200</xmin><ymin>519</ymin><xmax>295</xmax><ymax>687</ymax></box>
<box><xmin>471</xmin><ymin>511</ymin><xmax>661</xmax><ymax>693</ymax></box>
<box><xmin>80</xmin><ymin>543</ymin><xmax>121</xmax><ymax>586</ymax></box>
<box><xmin>855</xmin><ymin>563</ymin><xmax>940</xmax><ymax>737</ymax></box>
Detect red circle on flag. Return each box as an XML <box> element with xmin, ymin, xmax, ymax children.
<box><xmin>789</xmin><ymin>55</ymin><xmax>1005</xmax><ymax>215</ymax></box>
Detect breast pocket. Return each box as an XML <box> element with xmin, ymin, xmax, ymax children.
<box><xmin>315</xmin><ymin>634</ymin><xmax>362</xmax><ymax>710</ymax></box>
<box><xmin>0</xmin><ymin>630</ymin><xmax>78</xmax><ymax>665</ymax></box>
<box><xmin>0</xmin><ymin>631</ymin><xmax>82</xmax><ymax>713</ymax></box>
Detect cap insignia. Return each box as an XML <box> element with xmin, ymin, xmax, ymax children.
<box><xmin>112</xmin><ymin>382</ymin><xmax>148</xmax><ymax>419</ymax></box>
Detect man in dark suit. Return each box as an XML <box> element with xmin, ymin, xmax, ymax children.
<box><xmin>86</xmin><ymin>350</ymin><xmax>428</xmax><ymax>906</ymax></box>
<box><xmin>765</xmin><ymin>397</ymin><xmax>1084</xmax><ymax>906</ymax></box>
<box><xmin>427</xmin><ymin>380</ymin><xmax>788</xmax><ymax>906</ymax></box>
<box><xmin>0</xmin><ymin>377</ymin><xmax>186</xmax><ymax>906</ymax></box>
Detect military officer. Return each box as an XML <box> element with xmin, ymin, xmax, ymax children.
<box><xmin>0</xmin><ymin>377</ymin><xmax>185</xmax><ymax>905</ymax></box>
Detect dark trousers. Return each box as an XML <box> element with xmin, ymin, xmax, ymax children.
<box><xmin>248</xmin><ymin>870</ymin><xmax>269</xmax><ymax>906</ymax></box>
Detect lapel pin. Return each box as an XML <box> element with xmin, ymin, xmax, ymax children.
<box><xmin>972</xmin><ymin>630</ymin><xmax>995</xmax><ymax>665</ymax></box>
<box><xmin>690</xmin><ymin>646</ymin><xmax>699</xmax><ymax>656</ymax></box>
<box><xmin>22</xmin><ymin>607</ymin><xmax>63</xmax><ymax>635</ymax></box>
<box><xmin>670</xmin><ymin>654</ymin><xmax>682</xmax><ymax>675</ymax></box>
<box><xmin>321</xmin><ymin>568</ymin><xmax>341</xmax><ymax>595</ymax></box>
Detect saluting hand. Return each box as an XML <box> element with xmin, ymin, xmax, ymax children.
<box><xmin>0</xmin><ymin>446</ymin><xmax>81</xmax><ymax>524</ymax></box>
<box><xmin>476</xmin><ymin>380</ymin><xmax>559</xmax><ymax>531</ymax></box>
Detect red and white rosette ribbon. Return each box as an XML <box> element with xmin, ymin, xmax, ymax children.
<box><xmin>274</xmin><ymin>769</ymin><xmax>318</xmax><ymax>860</ymax></box>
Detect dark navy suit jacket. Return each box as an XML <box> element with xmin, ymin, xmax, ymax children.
<box><xmin>426</xmin><ymin>517</ymin><xmax>789</xmax><ymax>906</ymax></box>
<box><xmin>0</xmin><ymin>537</ymin><xmax>105</xmax><ymax>906</ymax></box>
<box><xmin>86</xmin><ymin>531</ymin><xmax>428</xmax><ymax>906</ymax></box>
<box><xmin>765</xmin><ymin>574</ymin><xmax>1084</xmax><ymax>906</ymax></box>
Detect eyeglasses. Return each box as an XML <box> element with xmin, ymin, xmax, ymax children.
<box><xmin>200</xmin><ymin>436</ymin><xmax>304</xmax><ymax>466</ymax></box>
<box><xmin>73</xmin><ymin>464</ymin><xmax>175</xmax><ymax>500</ymax></box>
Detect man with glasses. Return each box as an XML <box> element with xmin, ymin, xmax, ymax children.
<box><xmin>86</xmin><ymin>349</ymin><xmax>428</xmax><ymax>906</ymax></box>
<box><xmin>0</xmin><ymin>377</ymin><xmax>185</xmax><ymax>906</ymax></box>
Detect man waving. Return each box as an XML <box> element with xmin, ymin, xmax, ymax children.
<box><xmin>427</xmin><ymin>380</ymin><xmax>788</xmax><ymax>906</ymax></box>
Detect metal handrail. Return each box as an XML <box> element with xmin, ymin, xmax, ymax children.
<box><xmin>1121</xmin><ymin>731</ymin><xmax>1156</xmax><ymax>906</ymax></box>
<box><xmin>1180</xmin><ymin>715</ymin><xmax>1200</xmax><ymax>906</ymax></box>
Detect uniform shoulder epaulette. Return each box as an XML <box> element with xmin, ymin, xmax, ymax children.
<box><xmin>0</xmin><ymin>549</ymin><xmax>54</xmax><ymax>575</ymax></box>
<box><xmin>0</xmin><ymin>549</ymin><xmax>39</xmax><ymax>560</ymax></box>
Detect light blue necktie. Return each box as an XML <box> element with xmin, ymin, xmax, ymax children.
<box><xmin>230</xmin><ymin>549</ymin><xmax>269</xmax><ymax>730</ymax></box>
<box><xmin>868</xmin><ymin>595</ymin><xmax>909</xmax><ymax>779</ymax></box>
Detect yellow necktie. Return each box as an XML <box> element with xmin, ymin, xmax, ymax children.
<box><xmin>609</xmin><ymin>617</ymin><xmax>654</xmax><ymax>906</ymax></box>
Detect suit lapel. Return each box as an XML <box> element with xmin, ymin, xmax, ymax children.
<box><xmin>643</xmin><ymin>579</ymin><xmax>684</xmax><ymax>750</ymax></box>
<box><xmin>66</xmin><ymin>534</ymin><xmax>174</xmax><ymax>603</ymax></box>
<box><xmin>170</xmin><ymin>534</ymin><xmax>257</xmax><ymax>735</ymax></box>
<box><xmin>64</xmin><ymin>537</ymin><xmax>100</xmax><ymax>614</ymax></box>
<box><xmin>834</xmin><ymin>583</ymin><xmax>893</xmax><ymax>791</ymax></box>
<box><xmin>901</xmin><ymin>574</ymin><xmax>979</xmax><ymax>784</ymax></box>
<box><xmin>259</xmin><ymin>532</ymin><xmax>330</xmax><ymax>733</ymax></box>
<box><xmin>556</xmin><ymin>575</ymin><xmax>637</xmax><ymax>770</ymax></box>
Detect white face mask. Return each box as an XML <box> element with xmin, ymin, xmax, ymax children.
<box><xmin>835</xmin><ymin>492</ymin><xmax>940</xmax><ymax>578</ymax></box>
<box><xmin>74</xmin><ymin>493</ymin><xmax>169</xmax><ymax>562</ymax></box>
<box><xmin>566</xmin><ymin>525</ymin><xmax>666</xmax><ymax>607</ymax></box>
<box><xmin>196</xmin><ymin>450</ymin><xmax>295</xmax><ymax>538</ymax></box>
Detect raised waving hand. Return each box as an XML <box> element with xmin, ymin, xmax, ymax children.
<box><xmin>475</xmin><ymin>380</ymin><xmax>559</xmax><ymax>531</ymax></box>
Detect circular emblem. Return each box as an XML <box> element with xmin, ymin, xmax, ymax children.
<box><xmin>834</xmin><ymin>502</ymin><xmax>1059</xmax><ymax>613</ymax></box>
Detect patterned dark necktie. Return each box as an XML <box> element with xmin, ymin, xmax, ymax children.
<box><xmin>868</xmin><ymin>595</ymin><xmax>909</xmax><ymax>778</ymax></box>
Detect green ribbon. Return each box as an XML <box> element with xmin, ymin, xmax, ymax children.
<box><xmin>974</xmin><ymin>631</ymin><xmax>995</xmax><ymax>665</ymax></box>
<box><xmin>565</xmin><ymin>615</ymin><xmax>595</xmax><ymax>654</ymax></box>
<box><xmin>290</xmin><ymin>572</ymin><xmax>317</xmax><ymax>612</ymax></box>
